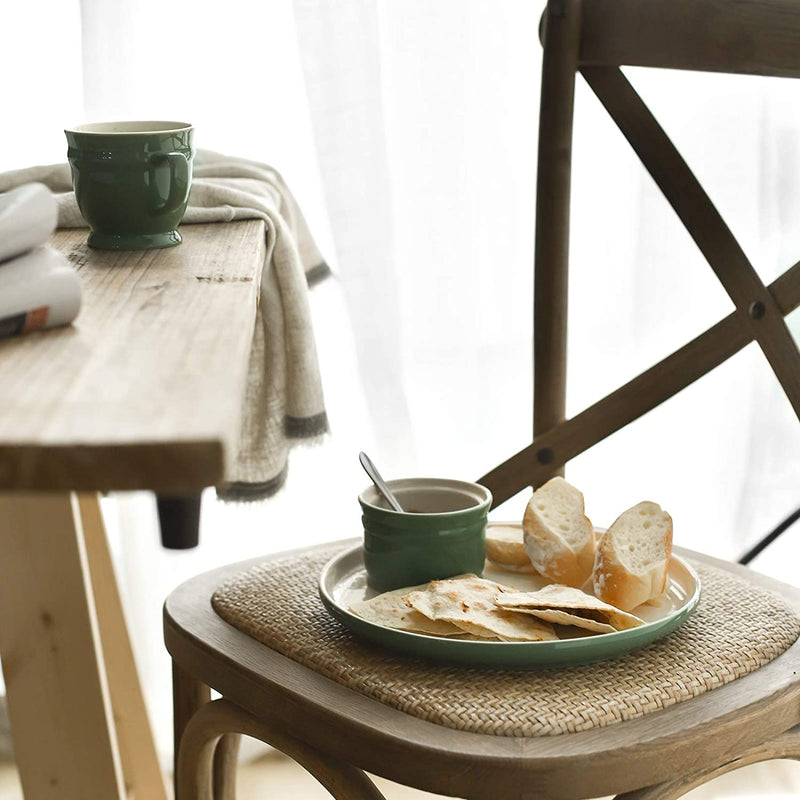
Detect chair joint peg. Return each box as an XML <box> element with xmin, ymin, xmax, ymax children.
<box><xmin>749</xmin><ymin>300</ymin><xmax>766</xmax><ymax>319</ymax></box>
<box><xmin>537</xmin><ymin>447</ymin><xmax>555</xmax><ymax>465</ymax></box>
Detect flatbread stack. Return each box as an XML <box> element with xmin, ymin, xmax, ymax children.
<box><xmin>350</xmin><ymin>575</ymin><xmax>645</xmax><ymax>641</ymax></box>
<box><xmin>496</xmin><ymin>584</ymin><xmax>645</xmax><ymax>634</ymax></box>
<box><xmin>405</xmin><ymin>575</ymin><xmax>557</xmax><ymax>641</ymax></box>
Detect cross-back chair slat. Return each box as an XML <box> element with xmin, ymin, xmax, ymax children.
<box><xmin>582</xmin><ymin>65</ymin><xmax>800</xmax><ymax>414</ymax></box>
<box><xmin>480</xmin><ymin>258</ymin><xmax>800</xmax><ymax>508</ymax></box>
<box><xmin>479</xmin><ymin>0</ymin><xmax>800</xmax><ymax>511</ymax></box>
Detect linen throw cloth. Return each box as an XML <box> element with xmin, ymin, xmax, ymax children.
<box><xmin>0</xmin><ymin>150</ymin><xmax>330</xmax><ymax>499</ymax></box>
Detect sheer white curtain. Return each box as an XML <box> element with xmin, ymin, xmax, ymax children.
<box><xmin>3</xmin><ymin>0</ymin><xmax>800</xmax><ymax>763</ymax></box>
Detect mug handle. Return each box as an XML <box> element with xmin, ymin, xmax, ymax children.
<box><xmin>147</xmin><ymin>152</ymin><xmax>190</xmax><ymax>216</ymax></box>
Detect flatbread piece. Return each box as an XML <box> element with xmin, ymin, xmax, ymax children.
<box><xmin>496</xmin><ymin>583</ymin><xmax>645</xmax><ymax>633</ymax></box>
<box><xmin>350</xmin><ymin>585</ymin><xmax>466</xmax><ymax>636</ymax></box>
<box><xmin>405</xmin><ymin>575</ymin><xmax>557</xmax><ymax>642</ymax></box>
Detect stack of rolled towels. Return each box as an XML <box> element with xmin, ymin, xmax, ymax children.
<box><xmin>0</xmin><ymin>183</ymin><xmax>81</xmax><ymax>339</ymax></box>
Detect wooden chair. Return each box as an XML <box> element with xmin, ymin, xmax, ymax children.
<box><xmin>164</xmin><ymin>1</ymin><xmax>800</xmax><ymax>797</ymax></box>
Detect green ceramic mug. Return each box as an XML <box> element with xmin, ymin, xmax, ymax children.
<box><xmin>360</xmin><ymin>478</ymin><xmax>492</xmax><ymax>593</ymax></box>
<box><xmin>65</xmin><ymin>121</ymin><xmax>195</xmax><ymax>250</ymax></box>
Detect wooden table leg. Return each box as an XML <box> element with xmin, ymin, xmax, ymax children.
<box><xmin>0</xmin><ymin>492</ymin><xmax>125</xmax><ymax>799</ymax></box>
<box><xmin>157</xmin><ymin>493</ymin><xmax>202</xmax><ymax>549</ymax></box>
<box><xmin>78</xmin><ymin>493</ymin><xmax>168</xmax><ymax>800</ymax></box>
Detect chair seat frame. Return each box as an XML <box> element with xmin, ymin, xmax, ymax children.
<box><xmin>165</xmin><ymin>542</ymin><xmax>800</xmax><ymax>800</ymax></box>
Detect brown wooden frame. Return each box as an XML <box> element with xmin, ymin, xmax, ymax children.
<box><xmin>479</xmin><ymin>0</ymin><xmax>800</xmax><ymax>508</ymax></box>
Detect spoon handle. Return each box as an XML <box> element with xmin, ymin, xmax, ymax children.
<box><xmin>359</xmin><ymin>451</ymin><xmax>405</xmax><ymax>512</ymax></box>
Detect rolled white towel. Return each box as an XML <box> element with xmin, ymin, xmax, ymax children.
<box><xmin>0</xmin><ymin>182</ymin><xmax>58</xmax><ymax>264</ymax></box>
<box><xmin>0</xmin><ymin>246</ymin><xmax>82</xmax><ymax>339</ymax></box>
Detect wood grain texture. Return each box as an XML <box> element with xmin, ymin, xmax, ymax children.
<box><xmin>177</xmin><ymin>699</ymin><xmax>386</xmax><ymax>800</ymax></box>
<box><xmin>614</xmin><ymin>722</ymin><xmax>800</xmax><ymax>799</ymax></box>
<box><xmin>173</xmin><ymin>661</ymin><xmax>211</xmax><ymax>798</ymax></box>
<box><xmin>164</xmin><ymin>539</ymin><xmax>800</xmax><ymax>800</ymax></box>
<box><xmin>0</xmin><ymin>221</ymin><xmax>264</xmax><ymax>492</ymax></box>
<box><xmin>580</xmin><ymin>0</ymin><xmax>800</xmax><ymax>78</ymax></box>
<box><xmin>213</xmin><ymin>734</ymin><xmax>241</xmax><ymax>800</ymax></box>
<box><xmin>78</xmin><ymin>493</ymin><xmax>168</xmax><ymax>800</ymax></box>
<box><xmin>0</xmin><ymin>493</ymin><xmax>125</xmax><ymax>799</ymax></box>
<box><xmin>479</xmin><ymin>259</ymin><xmax>800</xmax><ymax>507</ymax></box>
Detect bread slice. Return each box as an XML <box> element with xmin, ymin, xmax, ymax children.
<box><xmin>592</xmin><ymin>501</ymin><xmax>673</xmax><ymax>611</ymax></box>
<box><xmin>522</xmin><ymin>477</ymin><xmax>595</xmax><ymax>588</ymax></box>
<box><xmin>485</xmin><ymin>524</ymin><xmax>536</xmax><ymax>572</ymax></box>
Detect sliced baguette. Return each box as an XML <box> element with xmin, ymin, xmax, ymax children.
<box><xmin>485</xmin><ymin>524</ymin><xmax>536</xmax><ymax>572</ymax></box>
<box><xmin>593</xmin><ymin>501</ymin><xmax>673</xmax><ymax>612</ymax></box>
<box><xmin>522</xmin><ymin>477</ymin><xmax>595</xmax><ymax>588</ymax></box>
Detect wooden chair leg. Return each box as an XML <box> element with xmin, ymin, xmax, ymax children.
<box><xmin>213</xmin><ymin>733</ymin><xmax>241</xmax><ymax>800</ymax></box>
<box><xmin>0</xmin><ymin>492</ymin><xmax>125</xmax><ymax>798</ymax></box>
<box><xmin>78</xmin><ymin>493</ymin><xmax>168</xmax><ymax>800</ymax></box>
<box><xmin>177</xmin><ymin>698</ymin><xmax>386</xmax><ymax>800</ymax></box>
<box><xmin>173</xmin><ymin>661</ymin><xmax>211</xmax><ymax>797</ymax></box>
<box><xmin>614</xmin><ymin>723</ymin><xmax>800</xmax><ymax>800</ymax></box>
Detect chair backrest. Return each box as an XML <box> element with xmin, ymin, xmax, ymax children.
<box><xmin>479</xmin><ymin>0</ymin><xmax>800</xmax><ymax>509</ymax></box>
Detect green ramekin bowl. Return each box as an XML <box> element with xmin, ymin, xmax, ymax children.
<box><xmin>360</xmin><ymin>477</ymin><xmax>492</xmax><ymax>593</ymax></box>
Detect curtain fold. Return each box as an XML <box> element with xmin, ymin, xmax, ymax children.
<box><xmin>293</xmin><ymin>0</ymin><xmax>417</xmax><ymax>472</ymax></box>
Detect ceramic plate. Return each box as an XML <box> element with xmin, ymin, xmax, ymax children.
<box><xmin>319</xmin><ymin>533</ymin><xmax>701</xmax><ymax>668</ymax></box>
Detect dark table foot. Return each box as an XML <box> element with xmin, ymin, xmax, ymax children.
<box><xmin>156</xmin><ymin>493</ymin><xmax>202</xmax><ymax>549</ymax></box>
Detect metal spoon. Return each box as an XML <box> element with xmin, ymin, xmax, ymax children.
<box><xmin>358</xmin><ymin>451</ymin><xmax>404</xmax><ymax>512</ymax></box>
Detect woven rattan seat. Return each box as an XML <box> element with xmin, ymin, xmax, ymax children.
<box><xmin>165</xmin><ymin>0</ymin><xmax>800</xmax><ymax>797</ymax></box>
<box><xmin>210</xmin><ymin>544</ymin><xmax>800</xmax><ymax>739</ymax></box>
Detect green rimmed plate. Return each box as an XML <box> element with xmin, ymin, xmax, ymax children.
<box><xmin>319</xmin><ymin>539</ymin><xmax>701</xmax><ymax>669</ymax></box>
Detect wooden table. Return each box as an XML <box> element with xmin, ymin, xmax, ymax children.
<box><xmin>0</xmin><ymin>221</ymin><xmax>264</xmax><ymax>798</ymax></box>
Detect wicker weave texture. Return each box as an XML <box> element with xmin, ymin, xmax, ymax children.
<box><xmin>212</xmin><ymin>546</ymin><xmax>800</xmax><ymax>737</ymax></box>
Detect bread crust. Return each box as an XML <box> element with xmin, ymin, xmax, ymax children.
<box><xmin>522</xmin><ymin>478</ymin><xmax>595</xmax><ymax>588</ymax></box>
<box><xmin>485</xmin><ymin>525</ymin><xmax>536</xmax><ymax>571</ymax></box>
<box><xmin>592</xmin><ymin>502</ymin><xmax>673</xmax><ymax>612</ymax></box>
